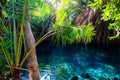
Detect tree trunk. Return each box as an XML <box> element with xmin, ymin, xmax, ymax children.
<box><xmin>12</xmin><ymin>69</ymin><xmax>21</xmax><ymax>80</ymax></box>
<box><xmin>23</xmin><ymin>21</ymin><xmax>40</xmax><ymax>80</ymax></box>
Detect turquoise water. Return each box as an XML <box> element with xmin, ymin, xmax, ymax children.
<box><xmin>23</xmin><ymin>44</ymin><xmax>120</xmax><ymax>80</ymax></box>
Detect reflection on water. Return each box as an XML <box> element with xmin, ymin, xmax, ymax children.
<box><xmin>25</xmin><ymin>44</ymin><xmax>120</xmax><ymax>79</ymax></box>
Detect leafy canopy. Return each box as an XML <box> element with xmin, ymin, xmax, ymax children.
<box><xmin>89</xmin><ymin>0</ymin><xmax>120</xmax><ymax>40</ymax></box>
<box><xmin>52</xmin><ymin>0</ymin><xmax>95</xmax><ymax>45</ymax></box>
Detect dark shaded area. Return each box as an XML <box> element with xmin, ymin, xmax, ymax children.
<box><xmin>37</xmin><ymin>43</ymin><xmax>120</xmax><ymax>67</ymax></box>
<box><xmin>70</xmin><ymin>76</ymin><xmax>78</xmax><ymax>80</ymax></box>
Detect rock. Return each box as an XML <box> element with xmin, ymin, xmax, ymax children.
<box><xmin>91</xmin><ymin>78</ymin><xmax>96</xmax><ymax>80</ymax></box>
<box><xmin>56</xmin><ymin>63</ymin><xmax>74</xmax><ymax>80</ymax></box>
<box><xmin>70</xmin><ymin>76</ymin><xmax>78</xmax><ymax>80</ymax></box>
<box><xmin>41</xmin><ymin>72</ymin><xmax>51</xmax><ymax>80</ymax></box>
<box><xmin>80</xmin><ymin>73</ymin><xmax>90</xmax><ymax>79</ymax></box>
<box><xmin>99</xmin><ymin>77</ymin><xmax>108</xmax><ymax>80</ymax></box>
<box><xmin>114</xmin><ymin>77</ymin><xmax>119</xmax><ymax>80</ymax></box>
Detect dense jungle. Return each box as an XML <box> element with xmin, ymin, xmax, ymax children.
<box><xmin>0</xmin><ymin>0</ymin><xmax>120</xmax><ymax>80</ymax></box>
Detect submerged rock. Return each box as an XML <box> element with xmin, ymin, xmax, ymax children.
<box><xmin>80</xmin><ymin>73</ymin><xmax>90</xmax><ymax>79</ymax></box>
<box><xmin>70</xmin><ymin>76</ymin><xmax>78</xmax><ymax>80</ymax></box>
<box><xmin>35</xmin><ymin>44</ymin><xmax>120</xmax><ymax>80</ymax></box>
<box><xmin>114</xmin><ymin>77</ymin><xmax>119</xmax><ymax>80</ymax></box>
<box><xmin>41</xmin><ymin>72</ymin><xmax>51</xmax><ymax>80</ymax></box>
<box><xmin>56</xmin><ymin>63</ymin><xmax>74</xmax><ymax>80</ymax></box>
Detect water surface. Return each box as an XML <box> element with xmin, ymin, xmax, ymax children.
<box><xmin>24</xmin><ymin>44</ymin><xmax>120</xmax><ymax>80</ymax></box>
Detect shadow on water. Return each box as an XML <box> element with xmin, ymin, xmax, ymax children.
<box><xmin>34</xmin><ymin>43</ymin><xmax>120</xmax><ymax>79</ymax></box>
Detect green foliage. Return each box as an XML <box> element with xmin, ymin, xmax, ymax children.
<box><xmin>30</xmin><ymin>0</ymin><xmax>55</xmax><ymax>38</ymax></box>
<box><xmin>52</xmin><ymin>23</ymin><xmax>95</xmax><ymax>45</ymax></box>
<box><xmin>89</xmin><ymin>0</ymin><xmax>120</xmax><ymax>39</ymax></box>
<box><xmin>0</xmin><ymin>0</ymin><xmax>96</xmax><ymax>78</ymax></box>
<box><xmin>55</xmin><ymin>0</ymin><xmax>71</xmax><ymax>26</ymax></box>
<box><xmin>30</xmin><ymin>0</ymin><xmax>54</xmax><ymax>17</ymax></box>
<box><xmin>31</xmin><ymin>15</ymin><xmax>52</xmax><ymax>32</ymax></box>
<box><xmin>0</xmin><ymin>0</ymin><xmax>57</xmax><ymax>75</ymax></box>
<box><xmin>0</xmin><ymin>0</ymin><xmax>28</xmax><ymax>75</ymax></box>
<box><xmin>30</xmin><ymin>0</ymin><xmax>95</xmax><ymax>45</ymax></box>
<box><xmin>5</xmin><ymin>0</ymin><xmax>25</xmax><ymax>22</ymax></box>
<box><xmin>52</xmin><ymin>0</ymin><xmax>95</xmax><ymax>45</ymax></box>
<box><xmin>67</xmin><ymin>0</ymin><xmax>94</xmax><ymax>20</ymax></box>
<box><xmin>89</xmin><ymin>0</ymin><xmax>103</xmax><ymax>9</ymax></box>
<box><xmin>81</xmin><ymin>23</ymin><xmax>95</xmax><ymax>43</ymax></box>
<box><xmin>0</xmin><ymin>51</ymin><xmax>8</xmax><ymax>73</ymax></box>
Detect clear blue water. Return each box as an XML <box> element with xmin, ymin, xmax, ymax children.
<box><xmin>22</xmin><ymin>44</ymin><xmax>120</xmax><ymax>80</ymax></box>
